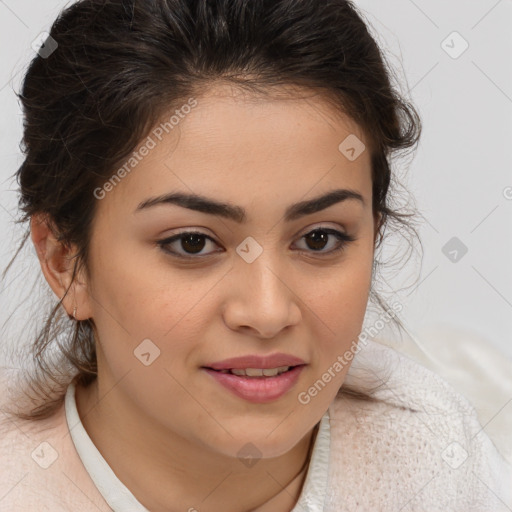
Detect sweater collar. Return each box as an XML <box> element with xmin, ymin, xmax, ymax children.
<box><xmin>65</xmin><ymin>381</ymin><xmax>331</xmax><ymax>512</ymax></box>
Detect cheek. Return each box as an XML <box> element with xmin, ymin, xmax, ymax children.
<box><xmin>89</xmin><ymin>230</ymin><xmax>215</xmax><ymax>334</ymax></box>
<box><xmin>86</xmin><ymin>246</ymin><xmax>222</xmax><ymax>388</ymax></box>
<box><xmin>90</xmin><ymin>272</ymin><xmax>218</xmax><ymax>378</ymax></box>
<box><xmin>306</xmin><ymin>248</ymin><xmax>373</xmax><ymax>368</ymax></box>
<box><xmin>309</xmin><ymin>249</ymin><xmax>373</xmax><ymax>327</ymax></box>
<box><xmin>296</xmin><ymin>267</ymin><xmax>371</xmax><ymax>410</ymax></box>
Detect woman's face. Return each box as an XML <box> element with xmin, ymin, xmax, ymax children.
<box><xmin>80</xmin><ymin>85</ymin><xmax>377</xmax><ymax>459</ymax></box>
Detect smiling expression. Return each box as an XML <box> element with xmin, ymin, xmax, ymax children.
<box><xmin>80</xmin><ymin>84</ymin><xmax>378</xmax><ymax>458</ymax></box>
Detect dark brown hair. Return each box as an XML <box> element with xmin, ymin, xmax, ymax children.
<box><xmin>2</xmin><ymin>0</ymin><xmax>421</xmax><ymax>421</ymax></box>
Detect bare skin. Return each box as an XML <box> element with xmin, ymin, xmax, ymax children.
<box><xmin>31</xmin><ymin>84</ymin><xmax>378</xmax><ymax>511</ymax></box>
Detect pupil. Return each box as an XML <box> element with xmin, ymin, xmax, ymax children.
<box><xmin>307</xmin><ymin>230</ymin><xmax>328</xmax><ymax>251</ymax></box>
<box><xmin>182</xmin><ymin>234</ymin><xmax>205</xmax><ymax>254</ymax></box>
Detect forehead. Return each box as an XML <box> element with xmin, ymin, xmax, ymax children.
<box><xmin>95</xmin><ymin>84</ymin><xmax>372</xmax><ymax>217</ymax></box>
<box><xmin>178</xmin><ymin>83</ymin><xmax>368</xmax><ymax>160</ymax></box>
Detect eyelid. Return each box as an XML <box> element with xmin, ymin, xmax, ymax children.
<box><xmin>157</xmin><ymin>224</ymin><xmax>355</xmax><ymax>259</ymax></box>
<box><xmin>157</xmin><ymin>229</ymin><xmax>220</xmax><ymax>259</ymax></box>
<box><xmin>296</xmin><ymin>222</ymin><xmax>347</xmax><ymax>237</ymax></box>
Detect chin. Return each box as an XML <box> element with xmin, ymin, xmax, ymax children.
<box><xmin>211</xmin><ymin>425</ymin><xmax>307</xmax><ymax>461</ymax></box>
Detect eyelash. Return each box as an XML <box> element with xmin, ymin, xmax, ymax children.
<box><xmin>156</xmin><ymin>227</ymin><xmax>356</xmax><ymax>260</ymax></box>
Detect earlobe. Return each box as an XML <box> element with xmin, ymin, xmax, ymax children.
<box><xmin>30</xmin><ymin>213</ymin><xmax>92</xmax><ymax>320</ymax></box>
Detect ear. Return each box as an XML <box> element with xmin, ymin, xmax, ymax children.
<box><xmin>30</xmin><ymin>213</ymin><xmax>93</xmax><ymax>321</ymax></box>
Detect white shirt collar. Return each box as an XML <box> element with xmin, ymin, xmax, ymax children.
<box><xmin>65</xmin><ymin>381</ymin><xmax>331</xmax><ymax>512</ymax></box>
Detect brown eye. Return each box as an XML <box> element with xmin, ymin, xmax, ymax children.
<box><xmin>180</xmin><ymin>233</ymin><xmax>207</xmax><ymax>254</ymax></box>
<box><xmin>294</xmin><ymin>228</ymin><xmax>356</xmax><ymax>255</ymax></box>
<box><xmin>304</xmin><ymin>230</ymin><xmax>330</xmax><ymax>251</ymax></box>
<box><xmin>157</xmin><ymin>227</ymin><xmax>355</xmax><ymax>261</ymax></box>
<box><xmin>157</xmin><ymin>231</ymin><xmax>220</xmax><ymax>258</ymax></box>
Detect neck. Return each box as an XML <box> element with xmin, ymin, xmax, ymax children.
<box><xmin>75</xmin><ymin>379</ymin><xmax>319</xmax><ymax>512</ymax></box>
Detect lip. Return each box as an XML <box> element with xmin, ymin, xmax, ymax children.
<box><xmin>203</xmin><ymin>353</ymin><xmax>306</xmax><ymax>371</ymax></box>
<box><xmin>203</xmin><ymin>365</ymin><xmax>306</xmax><ymax>403</ymax></box>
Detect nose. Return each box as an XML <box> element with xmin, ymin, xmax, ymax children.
<box><xmin>222</xmin><ymin>255</ymin><xmax>302</xmax><ymax>339</ymax></box>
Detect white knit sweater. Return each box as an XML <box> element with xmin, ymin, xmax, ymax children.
<box><xmin>324</xmin><ymin>339</ymin><xmax>512</xmax><ymax>511</ymax></box>
<box><xmin>0</xmin><ymin>339</ymin><xmax>510</xmax><ymax>511</ymax></box>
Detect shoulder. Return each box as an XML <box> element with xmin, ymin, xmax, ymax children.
<box><xmin>325</xmin><ymin>340</ymin><xmax>512</xmax><ymax>511</ymax></box>
<box><xmin>0</xmin><ymin>368</ymin><xmax>110</xmax><ymax>511</ymax></box>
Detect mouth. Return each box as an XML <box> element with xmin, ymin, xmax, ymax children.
<box><xmin>202</xmin><ymin>364</ymin><xmax>306</xmax><ymax>403</ymax></box>
<box><xmin>206</xmin><ymin>365</ymin><xmax>298</xmax><ymax>377</ymax></box>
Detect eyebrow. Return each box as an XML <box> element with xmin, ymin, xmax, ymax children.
<box><xmin>135</xmin><ymin>188</ymin><xmax>365</xmax><ymax>223</ymax></box>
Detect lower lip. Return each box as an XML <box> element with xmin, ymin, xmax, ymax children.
<box><xmin>202</xmin><ymin>365</ymin><xmax>305</xmax><ymax>403</ymax></box>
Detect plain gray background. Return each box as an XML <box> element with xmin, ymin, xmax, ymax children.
<box><xmin>1</xmin><ymin>0</ymin><xmax>511</xmax><ymax>365</ymax></box>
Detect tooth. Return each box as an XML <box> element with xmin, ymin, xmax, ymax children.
<box><xmin>227</xmin><ymin>366</ymin><xmax>292</xmax><ymax>377</ymax></box>
<box><xmin>245</xmin><ymin>368</ymin><xmax>264</xmax><ymax>377</ymax></box>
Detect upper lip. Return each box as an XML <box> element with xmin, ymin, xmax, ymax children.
<box><xmin>203</xmin><ymin>353</ymin><xmax>306</xmax><ymax>370</ymax></box>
